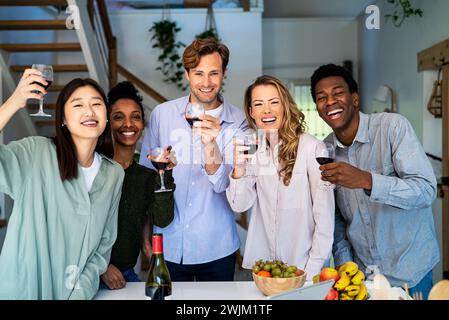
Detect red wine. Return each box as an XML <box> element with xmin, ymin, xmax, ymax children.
<box><xmin>244</xmin><ymin>143</ymin><xmax>258</xmax><ymax>155</ymax></box>
<box><xmin>32</xmin><ymin>80</ymin><xmax>52</xmax><ymax>91</ymax></box>
<box><xmin>151</xmin><ymin>161</ymin><xmax>168</xmax><ymax>171</ymax></box>
<box><xmin>186</xmin><ymin>116</ymin><xmax>201</xmax><ymax>127</ymax></box>
<box><xmin>145</xmin><ymin>234</ymin><xmax>172</xmax><ymax>300</ymax></box>
<box><xmin>316</xmin><ymin>157</ymin><xmax>334</xmax><ymax>165</ymax></box>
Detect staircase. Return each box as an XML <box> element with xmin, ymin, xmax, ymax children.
<box><xmin>0</xmin><ymin>0</ymin><xmax>101</xmax><ymax>137</ymax></box>
<box><xmin>0</xmin><ymin>0</ymin><xmax>167</xmax><ymax>138</ymax></box>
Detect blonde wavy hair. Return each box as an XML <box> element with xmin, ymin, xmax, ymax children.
<box><xmin>244</xmin><ymin>75</ymin><xmax>306</xmax><ymax>186</ymax></box>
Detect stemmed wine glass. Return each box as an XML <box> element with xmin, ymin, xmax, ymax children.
<box><xmin>315</xmin><ymin>142</ymin><xmax>336</xmax><ymax>190</ymax></box>
<box><xmin>235</xmin><ymin>129</ymin><xmax>260</xmax><ymax>177</ymax></box>
<box><xmin>148</xmin><ymin>146</ymin><xmax>173</xmax><ymax>193</ymax></box>
<box><xmin>29</xmin><ymin>64</ymin><xmax>53</xmax><ymax>117</ymax></box>
<box><xmin>185</xmin><ymin>102</ymin><xmax>205</xmax><ymax>128</ymax></box>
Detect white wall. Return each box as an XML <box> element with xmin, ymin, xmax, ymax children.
<box><xmin>262</xmin><ymin>18</ymin><xmax>359</xmax><ymax>82</ymax></box>
<box><xmin>358</xmin><ymin>0</ymin><xmax>449</xmax><ymax>282</ymax></box>
<box><xmin>108</xmin><ymin>7</ymin><xmax>263</xmax><ymax>112</ymax></box>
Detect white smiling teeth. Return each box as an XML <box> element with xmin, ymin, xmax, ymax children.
<box><xmin>327</xmin><ymin>109</ymin><xmax>343</xmax><ymax>116</ymax></box>
<box><xmin>262</xmin><ymin>117</ymin><xmax>276</xmax><ymax>123</ymax></box>
<box><xmin>122</xmin><ymin>132</ymin><xmax>135</xmax><ymax>136</ymax></box>
<box><xmin>82</xmin><ymin>121</ymin><xmax>97</xmax><ymax>125</ymax></box>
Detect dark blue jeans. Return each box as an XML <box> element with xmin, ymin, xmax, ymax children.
<box><xmin>99</xmin><ymin>268</ymin><xmax>141</xmax><ymax>290</ymax></box>
<box><xmin>408</xmin><ymin>270</ymin><xmax>433</xmax><ymax>300</ymax></box>
<box><xmin>166</xmin><ymin>251</ymin><xmax>236</xmax><ymax>282</ymax></box>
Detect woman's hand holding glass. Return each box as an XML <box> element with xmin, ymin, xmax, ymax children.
<box><xmin>8</xmin><ymin>68</ymin><xmax>47</xmax><ymax>110</ymax></box>
<box><xmin>232</xmin><ymin>131</ymin><xmax>259</xmax><ymax>179</ymax></box>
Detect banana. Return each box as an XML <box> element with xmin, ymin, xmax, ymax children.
<box><xmin>355</xmin><ymin>283</ymin><xmax>368</xmax><ymax>300</ymax></box>
<box><xmin>345</xmin><ymin>285</ymin><xmax>361</xmax><ymax>297</ymax></box>
<box><xmin>339</xmin><ymin>261</ymin><xmax>359</xmax><ymax>277</ymax></box>
<box><xmin>334</xmin><ymin>273</ymin><xmax>351</xmax><ymax>291</ymax></box>
<box><xmin>351</xmin><ymin>270</ymin><xmax>365</xmax><ymax>285</ymax></box>
<box><xmin>339</xmin><ymin>293</ymin><xmax>354</xmax><ymax>300</ymax></box>
<box><xmin>312</xmin><ymin>274</ymin><xmax>320</xmax><ymax>284</ymax></box>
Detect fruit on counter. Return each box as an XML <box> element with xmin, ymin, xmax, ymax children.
<box><xmin>351</xmin><ymin>270</ymin><xmax>365</xmax><ymax>285</ymax></box>
<box><xmin>324</xmin><ymin>288</ymin><xmax>339</xmax><ymax>300</ymax></box>
<box><xmin>355</xmin><ymin>283</ymin><xmax>368</xmax><ymax>300</ymax></box>
<box><xmin>338</xmin><ymin>261</ymin><xmax>359</xmax><ymax>277</ymax></box>
<box><xmin>319</xmin><ymin>267</ymin><xmax>340</xmax><ymax>282</ymax></box>
<box><xmin>344</xmin><ymin>285</ymin><xmax>361</xmax><ymax>297</ymax></box>
<box><xmin>340</xmin><ymin>292</ymin><xmax>354</xmax><ymax>300</ymax></box>
<box><xmin>252</xmin><ymin>259</ymin><xmax>303</xmax><ymax>278</ymax></box>
<box><xmin>334</xmin><ymin>273</ymin><xmax>351</xmax><ymax>291</ymax></box>
<box><xmin>313</xmin><ymin>261</ymin><xmax>368</xmax><ymax>300</ymax></box>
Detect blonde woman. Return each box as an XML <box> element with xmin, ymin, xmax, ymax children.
<box><xmin>226</xmin><ymin>75</ymin><xmax>334</xmax><ymax>279</ymax></box>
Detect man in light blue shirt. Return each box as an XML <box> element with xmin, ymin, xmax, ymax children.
<box><xmin>310</xmin><ymin>64</ymin><xmax>440</xmax><ymax>299</ymax></box>
<box><xmin>139</xmin><ymin>38</ymin><xmax>248</xmax><ymax>281</ymax></box>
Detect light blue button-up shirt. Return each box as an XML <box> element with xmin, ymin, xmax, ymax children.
<box><xmin>139</xmin><ymin>95</ymin><xmax>248</xmax><ymax>264</ymax></box>
<box><xmin>327</xmin><ymin>112</ymin><xmax>440</xmax><ymax>287</ymax></box>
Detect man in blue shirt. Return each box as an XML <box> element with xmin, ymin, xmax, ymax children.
<box><xmin>139</xmin><ymin>38</ymin><xmax>248</xmax><ymax>281</ymax></box>
<box><xmin>310</xmin><ymin>64</ymin><xmax>440</xmax><ymax>299</ymax></box>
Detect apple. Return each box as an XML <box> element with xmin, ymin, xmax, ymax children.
<box><xmin>325</xmin><ymin>288</ymin><xmax>339</xmax><ymax>300</ymax></box>
<box><xmin>319</xmin><ymin>267</ymin><xmax>340</xmax><ymax>282</ymax></box>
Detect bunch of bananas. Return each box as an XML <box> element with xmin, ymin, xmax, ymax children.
<box><xmin>314</xmin><ymin>261</ymin><xmax>368</xmax><ymax>300</ymax></box>
<box><xmin>335</xmin><ymin>262</ymin><xmax>368</xmax><ymax>300</ymax></box>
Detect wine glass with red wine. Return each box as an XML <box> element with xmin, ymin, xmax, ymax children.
<box><xmin>315</xmin><ymin>142</ymin><xmax>336</xmax><ymax>190</ymax></box>
<box><xmin>235</xmin><ymin>129</ymin><xmax>260</xmax><ymax>177</ymax></box>
<box><xmin>29</xmin><ymin>64</ymin><xmax>53</xmax><ymax>117</ymax></box>
<box><xmin>185</xmin><ymin>103</ymin><xmax>205</xmax><ymax>128</ymax></box>
<box><xmin>149</xmin><ymin>147</ymin><xmax>173</xmax><ymax>193</ymax></box>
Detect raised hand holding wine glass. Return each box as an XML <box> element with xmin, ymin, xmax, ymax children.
<box><xmin>232</xmin><ymin>129</ymin><xmax>259</xmax><ymax>179</ymax></box>
<box><xmin>315</xmin><ymin>142</ymin><xmax>336</xmax><ymax>190</ymax></box>
<box><xmin>185</xmin><ymin>102</ymin><xmax>205</xmax><ymax>128</ymax></box>
<box><xmin>29</xmin><ymin>64</ymin><xmax>53</xmax><ymax>117</ymax></box>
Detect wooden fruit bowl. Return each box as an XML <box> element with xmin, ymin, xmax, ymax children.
<box><xmin>253</xmin><ymin>270</ymin><xmax>306</xmax><ymax>296</ymax></box>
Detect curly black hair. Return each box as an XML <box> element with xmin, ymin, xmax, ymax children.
<box><xmin>107</xmin><ymin>81</ymin><xmax>144</xmax><ymax>118</ymax></box>
<box><xmin>310</xmin><ymin>64</ymin><xmax>358</xmax><ymax>103</ymax></box>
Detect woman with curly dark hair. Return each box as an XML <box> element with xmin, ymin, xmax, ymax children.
<box><xmin>99</xmin><ymin>81</ymin><xmax>176</xmax><ymax>290</ymax></box>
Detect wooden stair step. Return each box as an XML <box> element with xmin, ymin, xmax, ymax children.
<box><xmin>35</xmin><ymin>120</ymin><xmax>56</xmax><ymax>127</ymax></box>
<box><xmin>28</xmin><ymin>103</ymin><xmax>56</xmax><ymax>110</ymax></box>
<box><xmin>0</xmin><ymin>1</ymin><xmax>67</xmax><ymax>6</ymax></box>
<box><xmin>0</xmin><ymin>20</ymin><xmax>68</xmax><ymax>30</ymax></box>
<box><xmin>11</xmin><ymin>64</ymin><xmax>88</xmax><ymax>72</ymax></box>
<box><xmin>0</xmin><ymin>43</ymin><xmax>81</xmax><ymax>52</ymax></box>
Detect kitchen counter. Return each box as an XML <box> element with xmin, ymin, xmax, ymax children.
<box><xmin>94</xmin><ymin>281</ymin><xmax>265</xmax><ymax>300</ymax></box>
<box><xmin>94</xmin><ymin>280</ymin><xmax>408</xmax><ymax>300</ymax></box>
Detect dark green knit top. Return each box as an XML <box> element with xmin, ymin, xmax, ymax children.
<box><xmin>109</xmin><ymin>161</ymin><xmax>175</xmax><ymax>271</ymax></box>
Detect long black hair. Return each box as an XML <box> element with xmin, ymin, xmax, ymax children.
<box><xmin>53</xmin><ymin>78</ymin><xmax>113</xmax><ymax>181</ymax></box>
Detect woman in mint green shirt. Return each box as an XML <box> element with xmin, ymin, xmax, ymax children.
<box><xmin>0</xmin><ymin>69</ymin><xmax>124</xmax><ymax>299</ymax></box>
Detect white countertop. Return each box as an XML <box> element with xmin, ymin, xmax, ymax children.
<box><xmin>94</xmin><ymin>281</ymin><xmax>266</xmax><ymax>300</ymax></box>
<box><xmin>94</xmin><ymin>280</ymin><xmax>409</xmax><ymax>300</ymax></box>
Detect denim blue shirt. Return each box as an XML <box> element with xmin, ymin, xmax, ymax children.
<box><xmin>326</xmin><ymin>112</ymin><xmax>440</xmax><ymax>287</ymax></box>
<box><xmin>139</xmin><ymin>95</ymin><xmax>248</xmax><ymax>264</ymax></box>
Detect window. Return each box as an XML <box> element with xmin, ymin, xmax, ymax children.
<box><xmin>291</xmin><ymin>83</ymin><xmax>333</xmax><ymax>140</ymax></box>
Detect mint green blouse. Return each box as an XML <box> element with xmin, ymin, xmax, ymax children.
<box><xmin>0</xmin><ymin>136</ymin><xmax>124</xmax><ymax>299</ymax></box>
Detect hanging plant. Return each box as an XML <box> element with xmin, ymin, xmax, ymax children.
<box><xmin>149</xmin><ymin>20</ymin><xmax>187</xmax><ymax>91</ymax></box>
<box><xmin>195</xmin><ymin>2</ymin><xmax>220</xmax><ymax>41</ymax></box>
<box><xmin>385</xmin><ymin>0</ymin><xmax>423</xmax><ymax>28</ymax></box>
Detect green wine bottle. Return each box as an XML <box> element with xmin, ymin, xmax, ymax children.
<box><xmin>145</xmin><ymin>233</ymin><xmax>172</xmax><ymax>300</ymax></box>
